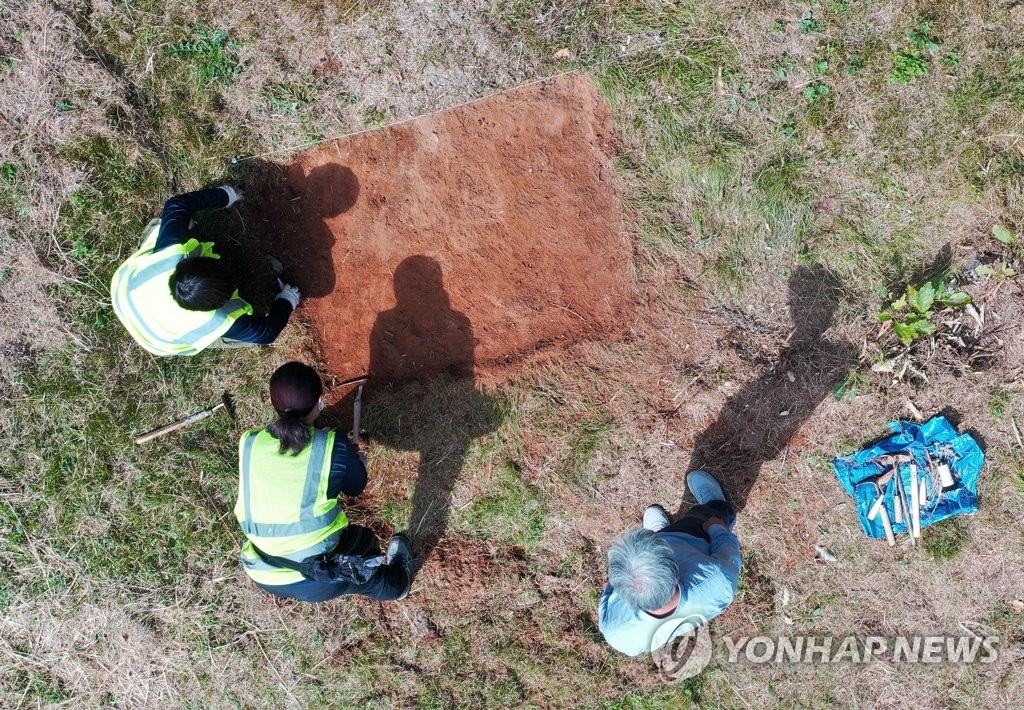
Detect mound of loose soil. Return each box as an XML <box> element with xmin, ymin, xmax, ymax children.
<box><xmin>230</xmin><ymin>74</ymin><xmax>632</xmax><ymax>386</ymax></box>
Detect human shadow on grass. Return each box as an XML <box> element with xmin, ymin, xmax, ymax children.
<box><xmin>199</xmin><ymin>158</ymin><xmax>359</xmax><ymax>308</ymax></box>
<box><xmin>327</xmin><ymin>255</ymin><xmax>500</xmax><ymax>573</ymax></box>
<box><xmin>678</xmin><ymin>264</ymin><xmax>858</xmax><ymax>515</ymax></box>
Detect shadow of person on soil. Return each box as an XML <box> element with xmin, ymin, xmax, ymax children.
<box><xmin>200</xmin><ymin>158</ymin><xmax>359</xmax><ymax>308</ymax></box>
<box><xmin>678</xmin><ymin>264</ymin><xmax>858</xmax><ymax>515</ymax></box>
<box><xmin>328</xmin><ymin>256</ymin><xmax>499</xmax><ymax>572</ymax></box>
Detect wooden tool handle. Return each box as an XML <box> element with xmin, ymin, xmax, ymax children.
<box><xmin>878</xmin><ymin>506</ymin><xmax>896</xmax><ymax>547</ymax></box>
<box><xmin>135</xmin><ymin>404</ymin><xmax>222</xmax><ymax>444</ymax></box>
<box><xmin>868</xmin><ymin>493</ymin><xmax>886</xmax><ymax>521</ymax></box>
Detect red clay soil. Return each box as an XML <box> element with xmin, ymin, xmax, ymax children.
<box><xmin>233</xmin><ymin>74</ymin><xmax>632</xmax><ymax>387</ymax></box>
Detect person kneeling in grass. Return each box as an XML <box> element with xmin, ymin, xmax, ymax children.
<box><xmin>110</xmin><ymin>186</ymin><xmax>301</xmax><ymax>356</ymax></box>
<box><xmin>235</xmin><ymin>361</ymin><xmax>413</xmax><ymax>603</ymax></box>
<box><xmin>599</xmin><ymin>470</ymin><xmax>741</xmax><ymax>655</ymax></box>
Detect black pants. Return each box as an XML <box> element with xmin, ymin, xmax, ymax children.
<box><xmin>662</xmin><ymin>501</ymin><xmax>735</xmax><ymax>543</ymax></box>
<box><xmin>256</xmin><ymin>525</ymin><xmax>409</xmax><ymax>603</ymax></box>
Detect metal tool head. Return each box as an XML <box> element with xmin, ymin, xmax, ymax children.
<box><xmin>221</xmin><ymin>391</ymin><xmax>238</xmax><ymax>421</ymax></box>
<box><xmin>338</xmin><ymin>374</ymin><xmax>370</xmax><ymax>389</ymax></box>
<box><xmin>870</xmin><ymin>451</ymin><xmax>913</xmax><ymax>465</ymax></box>
<box><xmin>873</xmin><ymin>470</ymin><xmax>895</xmax><ymax>487</ymax></box>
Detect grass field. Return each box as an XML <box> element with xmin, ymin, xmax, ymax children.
<box><xmin>2</xmin><ymin>0</ymin><xmax>1023</xmax><ymax>707</ymax></box>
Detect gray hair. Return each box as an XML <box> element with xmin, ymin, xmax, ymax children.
<box><xmin>608</xmin><ymin>528</ymin><xmax>679</xmax><ymax>611</ymax></box>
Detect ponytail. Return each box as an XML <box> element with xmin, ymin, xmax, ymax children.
<box><xmin>267</xmin><ymin>411</ymin><xmax>312</xmax><ymax>455</ymax></box>
<box><xmin>267</xmin><ymin>361</ymin><xmax>323</xmax><ymax>455</ymax></box>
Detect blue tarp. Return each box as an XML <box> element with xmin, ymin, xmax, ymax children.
<box><xmin>832</xmin><ymin>416</ymin><xmax>984</xmax><ymax>539</ymax></box>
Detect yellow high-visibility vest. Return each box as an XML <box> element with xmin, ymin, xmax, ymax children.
<box><xmin>235</xmin><ymin>428</ymin><xmax>348</xmax><ymax>586</ymax></box>
<box><xmin>110</xmin><ymin>219</ymin><xmax>253</xmax><ymax>356</ymax></box>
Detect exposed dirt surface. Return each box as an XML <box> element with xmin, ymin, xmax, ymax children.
<box><xmin>227</xmin><ymin>74</ymin><xmax>632</xmax><ymax>387</ymax></box>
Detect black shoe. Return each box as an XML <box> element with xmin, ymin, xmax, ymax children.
<box><xmin>386</xmin><ymin>533</ymin><xmax>413</xmax><ymax>600</ymax></box>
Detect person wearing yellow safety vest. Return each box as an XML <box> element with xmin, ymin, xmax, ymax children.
<box><xmin>235</xmin><ymin>361</ymin><xmax>413</xmax><ymax>602</ymax></box>
<box><xmin>110</xmin><ymin>186</ymin><xmax>302</xmax><ymax>356</ymax></box>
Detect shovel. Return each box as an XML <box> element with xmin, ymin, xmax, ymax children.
<box><xmin>135</xmin><ymin>392</ymin><xmax>237</xmax><ymax>444</ymax></box>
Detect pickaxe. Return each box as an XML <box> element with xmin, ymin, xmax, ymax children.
<box><xmin>868</xmin><ymin>452</ymin><xmax>916</xmax><ymax>546</ymax></box>
<box><xmin>135</xmin><ymin>392</ymin><xmax>237</xmax><ymax>444</ymax></box>
<box><xmin>331</xmin><ymin>374</ymin><xmax>368</xmax><ymax>447</ymax></box>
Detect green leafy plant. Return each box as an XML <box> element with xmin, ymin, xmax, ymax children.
<box><xmin>803</xmin><ymin>81</ymin><xmax>830</xmax><ymax>103</ymax></box>
<box><xmin>941</xmin><ymin>50</ymin><xmax>961</xmax><ymax>68</ymax></box>
<box><xmin>891</xmin><ymin>48</ymin><xmax>929</xmax><ymax>83</ymax></box>
<box><xmin>168</xmin><ymin>23</ymin><xmax>240</xmax><ymax>85</ymax></box>
<box><xmin>362</xmin><ymin>105</ymin><xmax>389</xmax><ymax>127</ymax></box>
<box><xmin>775</xmin><ymin>56</ymin><xmax>797</xmax><ymax>79</ymax></box>
<box><xmin>833</xmin><ymin>371</ymin><xmax>868</xmax><ymax>400</ymax></box>
<box><xmin>975</xmin><ymin>261</ymin><xmax>1016</xmax><ymax>280</ymax></box>
<box><xmin>992</xmin><ymin>224</ymin><xmax>1017</xmax><ymax>245</ymax></box>
<box><xmin>259</xmin><ymin>79</ymin><xmax>320</xmax><ymax>117</ymax></box>
<box><xmin>845</xmin><ymin>54</ymin><xmax>864</xmax><ymax>75</ymax></box>
<box><xmin>877</xmin><ymin>279</ymin><xmax>972</xmax><ymax>345</ymax></box>
<box><xmin>907</xmin><ymin>22</ymin><xmax>941</xmax><ymax>52</ymax></box>
<box><xmin>798</xmin><ymin>11</ymin><xmax>820</xmax><ymax>34</ymax></box>
<box><xmin>890</xmin><ymin>21</ymin><xmax>941</xmax><ymax>84</ymax></box>
<box><xmin>990</xmin><ymin>391</ymin><xmax>1011</xmax><ymax>421</ymax></box>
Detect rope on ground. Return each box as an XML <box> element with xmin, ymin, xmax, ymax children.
<box><xmin>228</xmin><ymin>34</ymin><xmax>717</xmax><ymax>166</ymax></box>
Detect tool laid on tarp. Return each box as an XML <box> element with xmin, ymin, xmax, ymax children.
<box><xmin>832</xmin><ymin>416</ymin><xmax>984</xmax><ymax>546</ymax></box>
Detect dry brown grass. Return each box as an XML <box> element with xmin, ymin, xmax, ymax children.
<box><xmin>0</xmin><ymin>1</ymin><xmax>118</xmax><ymax>355</ymax></box>
<box><xmin>2</xmin><ymin>0</ymin><xmax>1024</xmax><ymax>707</ymax></box>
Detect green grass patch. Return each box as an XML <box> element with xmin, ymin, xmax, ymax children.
<box><xmin>454</xmin><ymin>459</ymin><xmax>547</xmax><ymax>554</ymax></box>
<box><xmin>258</xmin><ymin>78</ymin><xmax>322</xmax><ymax>118</ymax></box>
<box><xmin>923</xmin><ymin>517</ymin><xmax>971</xmax><ymax>561</ymax></box>
<box><xmin>168</xmin><ymin>23</ymin><xmax>241</xmax><ymax>86</ymax></box>
<box><xmin>553</xmin><ymin>412</ymin><xmax>620</xmax><ymax>491</ymax></box>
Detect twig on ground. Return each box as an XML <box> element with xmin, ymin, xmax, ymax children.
<box><xmin>546</xmin><ymin>300</ymin><xmax>587</xmax><ymax>321</ymax></box>
<box><xmin>1011</xmin><ymin>418</ymin><xmax>1023</xmax><ymax>450</ymax></box>
<box><xmin>905</xmin><ymin>400</ymin><xmax>924</xmax><ymax>422</ymax></box>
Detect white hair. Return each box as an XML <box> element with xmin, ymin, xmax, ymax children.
<box><xmin>607</xmin><ymin>528</ymin><xmax>679</xmax><ymax>611</ymax></box>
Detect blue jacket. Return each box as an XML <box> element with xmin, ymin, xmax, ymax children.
<box><xmin>599</xmin><ymin>525</ymin><xmax>741</xmax><ymax>656</ymax></box>
<box><xmin>157</xmin><ymin>189</ymin><xmax>293</xmax><ymax>344</ymax></box>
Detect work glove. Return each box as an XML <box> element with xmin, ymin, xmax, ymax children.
<box><xmin>219</xmin><ymin>185</ymin><xmax>242</xmax><ymax>207</ymax></box>
<box><xmin>275</xmin><ymin>278</ymin><xmax>301</xmax><ymax>310</ymax></box>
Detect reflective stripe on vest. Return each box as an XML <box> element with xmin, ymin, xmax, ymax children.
<box><xmin>235</xmin><ymin>428</ymin><xmax>348</xmax><ymax>586</ymax></box>
<box><xmin>238</xmin><ymin>430</ymin><xmax>339</xmax><ymax>537</ymax></box>
<box><xmin>239</xmin><ymin>541</ymin><xmax>306</xmax><ymax>586</ymax></box>
<box><xmin>109</xmin><ymin>221</ymin><xmax>253</xmax><ymax>356</ymax></box>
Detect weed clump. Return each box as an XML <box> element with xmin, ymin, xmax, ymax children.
<box><xmin>877</xmin><ymin>278</ymin><xmax>971</xmax><ymax>345</ymax></box>
<box><xmin>890</xmin><ymin>21</ymin><xmax>941</xmax><ymax>84</ymax></box>
<box><xmin>168</xmin><ymin>23</ymin><xmax>240</xmax><ymax>85</ymax></box>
